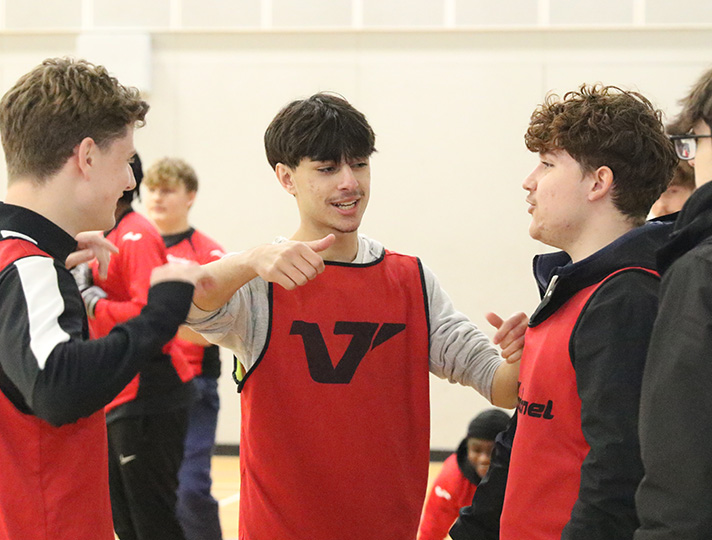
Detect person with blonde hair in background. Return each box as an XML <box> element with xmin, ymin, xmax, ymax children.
<box><xmin>144</xmin><ymin>157</ymin><xmax>226</xmax><ymax>540</ymax></box>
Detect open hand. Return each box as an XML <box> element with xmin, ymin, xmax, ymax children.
<box><xmin>486</xmin><ymin>311</ymin><xmax>529</xmax><ymax>363</ymax></box>
<box><xmin>67</xmin><ymin>231</ymin><xmax>118</xmax><ymax>279</ymax></box>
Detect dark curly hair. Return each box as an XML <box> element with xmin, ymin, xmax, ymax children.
<box><xmin>525</xmin><ymin>84</ymin><xmax>677</xmax><ymax>224</ymax></box>
<box><xmin>0</xmin><ymin>57</ymin><xmax>149</xmax><ymax>183</ymax></box>
<box><xmin>264</xmin><ymin>92</ymin><xmax>376</xmax><ymax>170</ymax></box>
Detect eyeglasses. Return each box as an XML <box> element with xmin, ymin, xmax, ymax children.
<box><xmin>669</xmin><ymin>134</ymin><xmax>712</xmax><ymax>161</ymax></box>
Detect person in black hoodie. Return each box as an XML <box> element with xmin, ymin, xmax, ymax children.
<box><xmin>418</xmin><ymin>409</ymin><xmax>510</xmax><ymax>540</ymax></box>
<box><xmin>635</xmin><ymin>67</ymin><xmax>712</xmax><ymax>539</ymax></box>
<box><xmin>453</xmin><ymin>84</ymin><xmax>678</xmax><ymax>540</ymax></box>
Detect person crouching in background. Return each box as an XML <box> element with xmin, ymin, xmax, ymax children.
<box><xmin>417</xmin><ymin>409</ymin><xmax>510</xmax><ymax>540</ymax></box>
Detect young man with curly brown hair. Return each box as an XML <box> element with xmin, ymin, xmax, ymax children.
<box><xmin>495</xmin><ymin>84</ymin><xmax>677</xmax><ymax>540</ymax></box>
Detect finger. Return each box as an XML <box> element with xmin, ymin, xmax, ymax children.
<box><xmin>485</xmin><ymin>312</ymin><xmax>504</xmax><ymax>329</ymax></box>
<box><xmin>500</xmin><ymin>335</ymin><xmax>525</xmax><ymax>359</ymax></box>
<box><xmin>298</xmin><ymin>248</ymin><xmax>327</xmax><ymax>277</ymax></box>
<box><xmin>278</xmin><ymin>258</ymin><xmax>316</xmax><ymax>288</ymax></box>
<box><xmin>95</xmin><ymin>252</ymin><xmax>114</xmax><ymax>280</ymax></box>
<box><xmin>503</xmin><ymin>349</ymin><xmax>522</xmax><ymax>364</ymax></box>
<box><xmin>96</xmin><ymin>238</ymin><xmax>119</xmax><ymax>254</ymax></box>
<box><xmin>495</xmin><ymin>318</ymin><xmax>528</xmax><ymax>350</ymax></box>
<box><xmin>493</xmin><ymin>312</ymin><xmax>528</xmax><ymax>345</ymax></box>
<box><xmin>305</xmin><ymin>234</ymin><xmax>335</xmax><ymax>253</ymax></box>
<box><xmin>65</xmin><ymin>249</ymin><xmax>94</xmax><ymax>269</ymax></box>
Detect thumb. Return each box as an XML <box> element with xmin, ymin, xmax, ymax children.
<box><xmin>306</xmin><ymin>234</ymin><xmax>336</xmax><ymax>253</ymax></box>
<box><xmin>485</xmin><ymin>312</ymin><xmax>504</xmax><ymax>330</ymax></box>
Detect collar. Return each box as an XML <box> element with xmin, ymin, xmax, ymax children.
<box><xmin>530</xmin><ymin>218</ymin><xmax>672</xmax><ymax>324</ymax></box>
<box><xmin>657</xmin><ymin>181</ymin><xmax>712</xmax><ymax>274</ymax></box>
<box><xmin>0</xmin><ymin>202</ymin><xmax>77</xmax><ymax>262</ymax></box>
<box><xmin>163</xmin><ymin>227</ymin><xmax>195</xmax><ymax>248</ymax></box>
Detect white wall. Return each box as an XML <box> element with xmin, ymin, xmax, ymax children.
<box><xmin>0</xmin><ymin>1</ymin><xmax>709</xmax><ymax>450</ymax></box>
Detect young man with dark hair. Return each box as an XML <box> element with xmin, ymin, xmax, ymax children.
<box><xmin>491</xmin><ymin>84</ymin><xmax>676</xmax><ymax>540</ymax></box>
<box><xmin>187</xmin><ymin>92</ymin><xmax>527</xmax><ymax>540</ymax></box>
<box><xmin>144</xmin><ymin>157</ymin><xmax>226</xmax><ymax>540</ymax></box>
<box><xmin>635</xmin><ymin>66</ymin><xmax>712</xmax><ymax>539</ymax></box>
<box><xmin>0</xmin><ymin>57</ymin><xmax>208</xmax><ymax>540</ymax></box>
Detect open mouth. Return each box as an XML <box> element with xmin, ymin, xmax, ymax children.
<box><xmin>333</xmin><ymin>200</ymin><xmax>357</xmax><ymax>210</ymax></box>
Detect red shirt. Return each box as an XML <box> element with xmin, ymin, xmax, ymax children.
<box><xmin>89</xmin><ymin>211</ymin><xmax>193</xmax><ymax>413</ymax></box>
<box><xmin>163</xmin><ymin>228</ymin><xmax>224</xmax><ymax>377</ymax></box>
<box><xmin>417</xmin><ymin>453</ymin><xmax>478</xmax><ymax>540</ymax></box>
<box><xmin>239</xmin><ymin>251</ymin><xmax>431</xmax><ymax>540</ymax></box>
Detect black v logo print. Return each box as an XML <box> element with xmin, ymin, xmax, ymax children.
<box><xmin>290</xmin><ymin>321</ymin><xmax>406</xmax><ymax>384</ymax></box>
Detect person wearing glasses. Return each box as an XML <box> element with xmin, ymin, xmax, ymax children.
<box><xmin>635</xmin><ymin>68</ymin><xmax>712</xmax><ymax>539</ymax></box>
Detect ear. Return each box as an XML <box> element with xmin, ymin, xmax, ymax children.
<box><xmin>186</xmin><ymin>190</ymin><xmax>197</xmax><ymax>207</ymax></box>
<box><xmin>275</xmin><ymin>163</ymin><xmax>297</xmax><ymax>196</ymax></box>
<box><xmin>75</xmin><ymin>137</ymin><xmax>98</xmax><ymax>178</ymax></box>
<box><xmin>588</xmin><ymin>166</ymin><xmax>614</xmax><ymax>202</ymax></box>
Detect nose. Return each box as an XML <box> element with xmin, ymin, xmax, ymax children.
<box><xmin>522</xmin><ymin>170</ymin><xmax>537</xmax><ymax>192</ymax></box>
<box><xmin>337</xmin><ymin>164</ymin><xmax>359</xmax><ymax>190</ymax></box>
<box><xmin>126</xmin><ymin>164</ymin><xmax>137</xmax><ymax>191</ymax></box>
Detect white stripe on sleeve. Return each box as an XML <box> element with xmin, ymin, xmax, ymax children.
<box><xmin>14</xmin><ymin>256</ymin><xmax>71</xmax><ymax>369</ymax></box>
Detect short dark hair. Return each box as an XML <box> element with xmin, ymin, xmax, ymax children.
<box><xmin>0</xmin><ymin>57</ymin><xmax>149</xmax><ymax>184</ymax></box>
<box><xmin>264</xmin><ymin>92</ymin><xmax>376</xmax><ymax>170</ymax></box>
<box><xmin>118</xmin><ymin>153</ymin><xmax>143</xmax><ymax>206</ymax></box>
<box><xmin>525</xmin><ymin>84</ymin><xmax>678</xmax><ymax>225</ymax></box>
<box><xmin>668</xmin><ymin>67</ymin><xmax>712</xmax><ymax>133</ymax></box>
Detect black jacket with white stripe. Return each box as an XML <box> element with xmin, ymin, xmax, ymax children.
<box><xmin>0</xmin><ymin>202</ymin><xmax>194</xmax><ymax>427</ymax></box>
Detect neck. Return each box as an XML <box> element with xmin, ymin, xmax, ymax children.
<box><xmin>153</xmin><ymin>217</ymin><xmax>190</xmax><ymax>236</ymax></box>
<box><xmin>5</xmin><ymin>177</ymin><xmax>81</xmax><ymax>237</ymax></box>
<box><xmin>566</xmin><ymin>213</ymin><xmax>637</xmax><ymax>263</ymax></box>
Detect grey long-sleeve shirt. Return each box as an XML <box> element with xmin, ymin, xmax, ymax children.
<box><xmin>186</xmin><ymin>235</ymin><xmax>502</xmax><ymax>401</ymax></box>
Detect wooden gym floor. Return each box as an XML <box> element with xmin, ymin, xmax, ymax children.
<box><xmin>212</xmin><ymin>455</ymin><xmax>445</xmax><ymax>539</ymax></box>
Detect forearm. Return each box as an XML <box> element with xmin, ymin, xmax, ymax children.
<box><xmin>177</xmin><ymin>325</ymin><xmax>211</xmax><ymax>346</ymax></box>
<box><xmin>32</xmin><ymin>281</ymin><xmax>194</xmax><ymax>426</ymax></box>
<box><xmin>192</xmin><ymin>250</ymin><xmax>258</xmax><ymax>311</ymax></box>
<box><xmin>490</xmin><ymin>360</ymin><xmax>519</xmax><ymax>408</ymax></box>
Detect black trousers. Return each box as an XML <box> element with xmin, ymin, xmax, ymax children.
<box><xmin>108</xmin><ymin>409</ymin><xmax>189</xmax><ymax>540</ymax></box>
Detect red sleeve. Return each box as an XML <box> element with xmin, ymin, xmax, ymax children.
<box><xmin>418</xmin><ymin>454</ymin><xmax>475</xmax><ymax>540</ymax></box>
<box><xmin>90</xmin><ymin>215</ymin><xmax>167</xmax><ymax>337</ymax></box>
<box><xmin>193</xmin><ymin>229</ymin><xmax>225</xmax><ymax>265</ymax></box>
